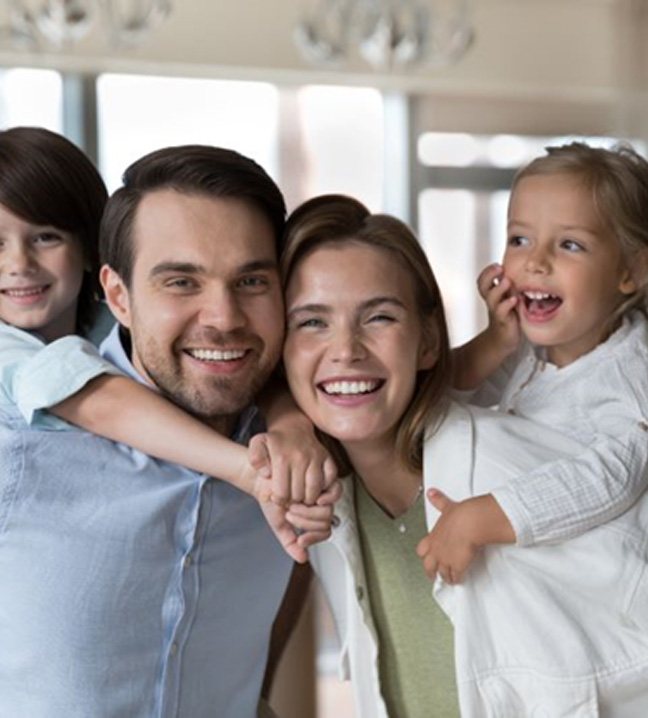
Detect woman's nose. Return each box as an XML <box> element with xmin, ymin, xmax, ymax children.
<box><xmin>330</xmin><ymin>326</ymin><xmax>367</xmax><ymax>363</ymax></box>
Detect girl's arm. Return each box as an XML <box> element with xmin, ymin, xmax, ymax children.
<box><xmin>453</xmin><ymin>263</ymin><xmax>520</xmax><ymax>391</ymax></box>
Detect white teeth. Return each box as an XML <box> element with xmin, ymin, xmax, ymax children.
<box><xmin>321</xmin><ymin>380</ymin><xmax>379</xmax><ymax>396</ymax></box>
<box><xmin>3</xmin><ymin>287</ymin><xmax>45</xmax><ymax>297</ymax></box>
<box><xmin>523</xmin><ymin>291</ymin><xmax>556</xmax><ymax>300</ymax></box>
<box><xmin>188</xmin><ymin>348</ymin><xmax>246</xmax><ymax>361</ymax></box>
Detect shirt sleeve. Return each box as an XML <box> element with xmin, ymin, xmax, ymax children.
<box><xmin>492</xmin><ymin>419</ymin><xmax>648</xmax><ymax>546</ymax></box>
<box><xmin>0</xmin><ymin>325</ymin><xmax>122</xmax><ymax>426</ymax></box>
<box><xmin>457</xmin><ymin>348</ymin><xmax>524</xmax><ymax>408</ymax></box>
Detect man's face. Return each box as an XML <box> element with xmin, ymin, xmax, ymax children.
<box><xmin>102</xmin><ymin>189</ymin><xmax>284</xmax><ymax>427</ymax></box>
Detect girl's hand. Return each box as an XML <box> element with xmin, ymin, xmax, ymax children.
<box><xmin>248</xmin><ymin>428</ymin><xmax>338</xmax><ymax>507</ymax></box>
<box><xmin>477</xmin><ymin>263</ymin><xmax>521</xmax><ymax>356</ymax></box>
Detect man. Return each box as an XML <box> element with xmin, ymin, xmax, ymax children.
<box><xmin>0</xmin><ymin>146</ymin><xmax>295</xmax><ymax>717</ymax></box>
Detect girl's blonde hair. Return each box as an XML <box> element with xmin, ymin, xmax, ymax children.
<box><xmin>512</xmin><ymin>141</ymin><xmax>648</xmax><ymax>318</ymax></box>
<box><xmin>281</xmin><ymin>194</ymin><xmax>452</xmax><ymax>474</ymax></box>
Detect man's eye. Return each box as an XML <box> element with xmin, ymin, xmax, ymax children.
<box><xmin>165</xmin><ymin>278</ymin><xmax>196</xmax><ymax>290</ymax></box>
<box><xmin>238</xmin><ymin>276</ymin><xmax>269</xmax><ymax>290</ymax></box>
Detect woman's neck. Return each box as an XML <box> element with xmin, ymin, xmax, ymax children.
<box><xmin>345</xmin><ymin>440</ymin><xmax>422</xmax><ymax>519</ymax></box>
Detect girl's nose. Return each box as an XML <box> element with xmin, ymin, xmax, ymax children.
<box><xmin>525</xmin><ymin>245</ymin><xmax>551</xmax><ymax>274</ymax></box>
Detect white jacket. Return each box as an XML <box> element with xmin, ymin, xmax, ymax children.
<box><xmin>311</xmin><ymin>401</ymin><xmax>648</xmax><ymax>717</ymax></box>
<box><xmin>426</xmin><ymin>402</ymin><xmax>648</xmax><ymax>717</ymax></box>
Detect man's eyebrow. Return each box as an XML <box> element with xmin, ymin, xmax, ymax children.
<box><xmin>149</xmin><ymin>259</ymin><xmax>278</xmax><ymax>278</ymax></box>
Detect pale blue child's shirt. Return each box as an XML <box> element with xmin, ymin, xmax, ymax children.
<box><xmin>0</xmin><ymin>320</ymin><xmax>293</xmax><ymax>717</ymax></box>
<box><xmin>0</xmin><ymin>303</ymin><xmax>120</xmax><ymax>427</ymax></box>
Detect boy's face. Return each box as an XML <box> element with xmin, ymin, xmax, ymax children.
<box><xmin>0</xmin><ymin>203</ymin><xmax>84</xmax><ymax>342</ymax></box>
<box><xmin>503</xmin><ymin>172</ymin><xmax>636</xmax><ymax>366</ymax></box>
<box><xmin>102</xmin><ymin>189</ymin><xmax>285</xmax><ymax>431</ymax></box>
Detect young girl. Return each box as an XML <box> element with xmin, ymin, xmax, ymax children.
<box><xmin>0</xmin><ymin>126</ymin><xmax>335</xmax><ymax>561</ymax></box>
<box><xmin>418</xmin><ymin>141</ymin><xmax>648</xmax><ymax>583</ymax></box>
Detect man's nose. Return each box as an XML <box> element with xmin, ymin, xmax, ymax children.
<box><xmin>196</xmin><ymin>288</ymin><xmax>247</xmax><ymax>332</ymax></box>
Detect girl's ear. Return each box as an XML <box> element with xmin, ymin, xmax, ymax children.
<box><xmin>418</xmin><ymin>326</ymin><xmax>439</xmax><ymax>371</ymax></box>
<box><xmin>619</xmin><ymin>270</ymin><xmax>637</xmax><ymax>296</ymax></box>
<box><xmin>100</xmin><ymin>264</ymin><xmax>133</xmax><ymax>329</ymax></box>
<box><xmin>619</xmin><ymin>252</ymin><xmax>648</xmax><ymax>295</ymax></box>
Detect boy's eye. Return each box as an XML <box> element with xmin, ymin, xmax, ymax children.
<box><xmin>33</xmin><ymin>232</ymin><xmax>63</xmax><ymax>245</ymax></box>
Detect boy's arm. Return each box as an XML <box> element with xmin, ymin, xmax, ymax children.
<box><xmin>257</xmin><ymin>379</ymin><xmax>338</xmax><ymax>506</ymax></box>
<box><xmin>453</xmin><ymin>263</ymin><xmax>520</xmax><ymax>391</ymax></box>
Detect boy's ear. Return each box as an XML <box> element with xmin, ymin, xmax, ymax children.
<box><xmin>100</xmin><ymin>264</ymin><xmax>133</xmax><ymax>329</ymax></box>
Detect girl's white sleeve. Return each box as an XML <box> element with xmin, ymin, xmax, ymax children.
<box><xmin>492</xmin><ymin>418</ymin><xmax>648</xmax><ymax>546</ymax></box>
<box><xmin>0</xmin><ymin>323</ymin><xmax>122</xmax><ymax>427</ymax></box>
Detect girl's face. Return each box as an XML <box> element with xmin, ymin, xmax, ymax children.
<box><xmin>503</xmin><ymin>173</ymin><xmax>636</xmax><ymax>366</ymax></box>
<box><xmin>0</xmin><ymin>203</ymin><xmax>85</xmax><ymax>342</ymax></box>
<box><xmin>283</xmin><ymin>243</ymin><xmax>436</xmax><ymax>457</ymax></box>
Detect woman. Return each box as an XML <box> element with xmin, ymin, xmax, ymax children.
<box><xmin>281</xmin><ymin>195</ymin><xmax>460</xmax><ymax>717</ymax></box>
<box><xmin>281</xmin><ymin>194</ymin><xmax>648</xmax><ymax>718</ymax></box>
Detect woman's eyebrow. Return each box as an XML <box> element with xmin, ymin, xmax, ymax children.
<box><xmin>287</xmin><ymin>303</ymin><xmax>330</xmax><ymax>320</ymax></box>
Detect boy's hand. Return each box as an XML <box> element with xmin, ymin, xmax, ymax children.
<box><xmin>416</xmin><ymin>490</ymin><xmax>516</xmax><ymax>584</ymax></box>
<box><xmin>477</xmin><ymin>263</ymin><xmax>521</xmax><ymax>356</ymax></box>
<box><xmin>248</xmin><ymin>427</ymin><xmax>338</xmax><ymax>507</ymax></box>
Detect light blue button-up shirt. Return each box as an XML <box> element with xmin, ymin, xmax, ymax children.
<box><xmin>0</xmin><ymin>324</ymin><xmax>292</xmax><ymax>718</ymax></box>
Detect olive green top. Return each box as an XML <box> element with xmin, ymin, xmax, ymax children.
<box><xmin>355</xmin><ymin>478</ymin><xmax>460</xmax><ymax>718</ymax></box>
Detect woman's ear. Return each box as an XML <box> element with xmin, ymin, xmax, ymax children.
<box><xmin>100</xmin><ymin>264</ymin><xmax>133</xmax><ymax>328</ymax></box>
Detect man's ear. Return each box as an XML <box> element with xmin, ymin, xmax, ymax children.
<box><xmin>100</xmin><ymin>264</ymin><xmax>132</xmax><ymax>329</ymax></box>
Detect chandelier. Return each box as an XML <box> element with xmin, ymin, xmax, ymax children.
<box><xmin>0</xmin><ymin>0</ymin><xmax>171</xmax><ymax>50</ymax></box>
<box><xmin>294</xmin><ymin>0</ymin><xmax>474</xmax><ymax>71</ymax></box>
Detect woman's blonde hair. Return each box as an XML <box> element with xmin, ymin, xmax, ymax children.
<box><xmin>512</xmin><ymin>142</ymin><xmax>648</xmax><ymax>318</ymax></box>
<box><xmin>281</xmin><ymin>194</ymin><xmax>452</xmax><ymax>474</ymax></box>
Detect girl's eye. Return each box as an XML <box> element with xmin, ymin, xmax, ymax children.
<box><xmin>507</xmin><ymin>235</ymin><xmax>530</xmax><ymax>248</ymax></box>
<box><xmin>561</xmin><ymin>239</ymin><xmax>585</xmax><ymax>252</ymax></box>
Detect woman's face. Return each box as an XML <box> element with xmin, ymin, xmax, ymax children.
<box><xmin>283</xmin><ymin>242</ymin><xmax>436</xmax><ymax>456</ymax></box>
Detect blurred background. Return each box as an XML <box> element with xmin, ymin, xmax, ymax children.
<box><xmin>1</xmin><ymin>1</ymin><xmax>645</xmax><ymax>714</ymax></box>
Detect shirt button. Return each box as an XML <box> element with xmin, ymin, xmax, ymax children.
<box><xmin>170</xmin><ymin>642</ymin><xmax>178</xmax><ymax>656</ymax></box>
<box><xmin>639</xmin><ymin>421</ymin><xmax>648</xmax><ymax>432</ymax></box>
<box><xmin>183</xmin><ymin>554</ymin><xmax>192</xmax><ymax>568</ymax></box>
<box><xmin>356</xmin><ymin>585</ymin><xmax>364</xmax><ymax>601</ymax></box>
<box><xmin>507</xmin><ymin>408</ymin><xmax>516</xmax><ymax>415</ymax></box>
<box><xmin>331</xmin><ymin>514</ymin><xmax>341</xmax><ymax>528</ymax></box>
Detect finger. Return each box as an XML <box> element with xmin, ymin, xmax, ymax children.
<box><xmin>269</xmin><ymin>454</ymin><xmax>291</xmax><ymax>506</ymax></box>
<box><xmin>439</xmin><ymin>564</ymin><xmax>454</xmax><ymax>585</ymax></box>
<box><xmin>316</xmin><ymin>479</ymin><xmax>342</xmax><ymax>506</ymax></box>
<box><xmin>274</xmin><ymin>524</ymin><xmax>309</xmax><ymax>563</ymax></box>
<box><xmin>297</xmin><ymin>530</ymin><xmax>331</xmax><ymax>548</ymax></box>
<box><xmin>303</xmin><ymin>463</ymin><xmax>322</xmax><ymax>506</ymax></box>
<box><xmin>290</xmin><ymin>464</ymin><xmax>306</xmax><ymax>505</ymax></box>
<box><xmin>416</xmin><ymin>535</ymin><xmax>430</xmax><ymax>557</ymax></box>
<box><xmin>286</xmin><ymin>505</ymin><xmax>332</xmax><ymax>525</ymax></box>
<box><xmin>323</xmin><ymin>456</ymin><xmax>338</xmax><ymax>488</ymax></box>
<box><xmin>248</xmin><ymin>434</ymin><xmax>271</xmax><ymax>477</ymax></box>
<box><xmin>477</xmin><ymin>263</ymin><xmax>503</xmax><ymax>297</ymax></box>
<box><xmin>427</xmin><ymin>488</ymin><xmax>454</xmax><ymax>513</ymax></box>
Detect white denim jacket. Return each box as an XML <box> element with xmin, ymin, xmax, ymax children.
<box><xmin>426</xmin><ymin>402</ymin><xmax>648</xmax><ymax>717</ymax></box>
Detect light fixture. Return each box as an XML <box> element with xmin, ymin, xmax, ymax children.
<box><xmin>0</xmin><ymin>0</ymin><xmax>171</xmax><ymax>50</ymax></box>
<box><xmin>294</xmin><ymin>0</ymin><xmax>474</xmax><ymax>71</ymax></box>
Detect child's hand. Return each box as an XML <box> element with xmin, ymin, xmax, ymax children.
<box><xmin>477</xmin><ymin>263</ymin><xmax>521</xmax><ymax>356</ymax></box>
<box><xmin>286</xmin><ymin>482</ymin><xmax>342</xmax><ymax>548</ymax></box>
<box><xmin>416</xmin><ymin>490</ymin><xmax>481</xmax><ymax>584</ymax></box>
<box><xmin>248</xmin><ymin>428</ymin><xmax>338</xmax><ymax>507</ymax></box>
<box><xmin>259</xmin><ymin>501</ymin><xmax>310</xmax><ymax>564</ymax></box>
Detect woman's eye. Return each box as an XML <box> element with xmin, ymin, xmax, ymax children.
<box><xmin>368</xmin><ymin>313</ymin><xmax>395</xmax><ymax>324</ymax></box>
<box><xmin>297</xmin><ymin>317</ymin><xmax>326</xmax><ymax>329</ymax></box>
